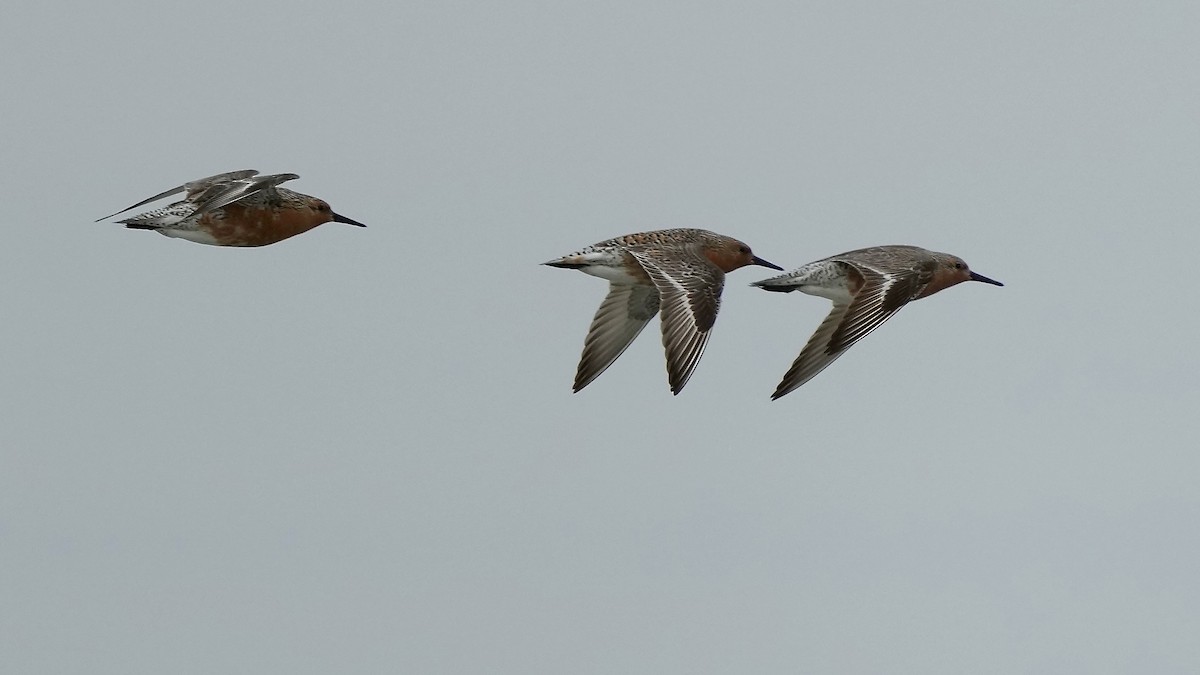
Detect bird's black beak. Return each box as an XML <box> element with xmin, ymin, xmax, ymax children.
<box><xmin>752</xmin><ymin>256</ymin><xmax>784</xmax><ymax>271</ymax></box>
<box><xmin>969</xmin><ymin>271</ymin><xmax>1003</xmax><ymax>286</ymax></box>
<box><xmin>332</xmin><ymin>212</ymin><xmax>367</xmax><ymax>227</ymax></box>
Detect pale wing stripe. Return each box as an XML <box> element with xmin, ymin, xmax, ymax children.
<box><xmin>831</xmin><ymin>310</ymin><xmax>901</xmax><ymax>353</ymax></box>
<box><xmin>190</xmin><ymin>173</ymin><xmax>301</xmax><ymax>219</ymax></box>
<box><xmin>95</xmin><ymin>170</ymin><xmax>260</xmax><ymax>222</ymax></box>
<box><xmin>825</xmin><ymin>268</ymin><xmax>904</xmax><ymax>350</ymax></box>
<box><xmin>630</xmin><ymin>250</ymin><xmax>716</xmax><ymax>394</ymax></box>
<box><xmin>772</xmin><ymin>272</ymin><xmax>909</xmax><ymax>399</ymax></box>
<box><xmin>659</xmin><ymin>285</ymin><xmax>711</xmax><ymax>394</ymax></box>
<box><xmin>183</xmin><ymin>170</ymin><xmax>260</xmax><ymax>200</ymax></box>
<box><xmin>827</xmin><ymin>283</ymin><xmax>895</xmax><ymax>352</ymax></box>
<box><xmin>673</xmin><ymin>331</ymin><xmax>711</xmax><ymax>393</ymax></box>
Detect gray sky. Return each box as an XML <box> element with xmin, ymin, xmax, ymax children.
<box><xmin>3</xmin><ymin>1</ymin><xmax>1199</xmax><ymax>672</ymax></box>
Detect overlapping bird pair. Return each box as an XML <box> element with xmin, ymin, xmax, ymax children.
<box><xmin>97</xmin><ymin>171</ymin><xmax>1002</xmax><ymax>399</ymax></box>
<box><xmin>544</xmin><ymin>229</ymin><xmax>1002</xmax><ymax>398</ymax></box>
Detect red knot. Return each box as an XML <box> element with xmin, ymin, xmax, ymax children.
<box><xmin>96</xmin><ymin>170</ymin><xmax>365</xmax><ymax>247</ymax></box>
<box><xmin>752</xmin><ymin>245</ymin><xmax>1002</xmax><ymax>399</ymax></box>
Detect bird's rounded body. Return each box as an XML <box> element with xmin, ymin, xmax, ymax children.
<box><xmin>98</xmin><ymin>170</ymin><xmax>366</xmax><ymax>247</ymax></box>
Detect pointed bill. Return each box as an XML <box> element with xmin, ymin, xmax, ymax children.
<box><xmin>752</xmin><ymin>255</ymin><xmax>784</xmax><ymax>270</ymax></box>
<box><xmin>332</xmin><ymin>212</ymin><xmax>367</xmax><ymax>227</ymax></box>
<box><xmin>969</xmin><ymin>271</ymin><xmax>1003</xmax><ymax>286</ymax></box>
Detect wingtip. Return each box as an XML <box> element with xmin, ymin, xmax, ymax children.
<box><xmin>770</xmin><ymin>375</ymin><xmax>801</xmax><ymax>400</ymax></box>
<box><xmin>571</xmin><ymin>372</ymin><xmax>593</xmax><ymax>393</ymax></box>
<box><xmin>668</xmin><ymin>372</ymin><xmax>692</xmax><ymax>396</ymax></box>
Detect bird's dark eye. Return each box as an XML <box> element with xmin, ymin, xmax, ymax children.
<box><xmin>739</xmin><ymin>246</ymin><xmax>750</xmax><ymax>254</ymax></box>
<box><xmin>954</xmin><ymin>262</ymin><xmax>964</xmax><ymax>270</ymax></box>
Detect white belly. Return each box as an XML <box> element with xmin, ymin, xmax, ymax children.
<box><xmin>799</xmin><ymin>284</ymin><xmax>853</xmax><ymax>303</ymax></box>
<box><xmin>160</xmin><ymin>229</ymin><xmax>221</xmax><ymax>246</ymax></box>
<box><xmin>581</xmin><ymin>264</ymin><xmax>644</xmax><ymax>285</ymax></box>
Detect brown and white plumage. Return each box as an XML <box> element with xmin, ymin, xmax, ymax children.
<box><xmin>96</xmin><ymin>170</ymin><xmax>366</xmax><ymax>247</ymax></box>
<box><xmin>544</xmin><ymin>228</ymin><xmax>782</xmax><ymax>395</ymax></box>
<box><xmin>752</xmin><ymin>245</ymin><xmax>1003</xmax><ymax>399</ymax></box>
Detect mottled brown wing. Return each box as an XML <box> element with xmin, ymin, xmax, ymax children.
<box><xmin>188</xmin><ymin>172</ymin><xmax>301</xmax><ymax>219</ymax></box>
<box><xmin>94</xmin><ymin>170</ymin><xmax>260</xmax><ymax>222</ymax></box>
<box><xmin>182</xmin><ymin>170</ymin><xmax>261</xmax><ymax>200</ymax></box>
<box><xmin>825</xmin><ymin>260</ymin><xmax>930</xmax><ymax>353</ymax></box>
<box><xmin>629</xmin><ymin>249</ymin><xmax>724</xmax><ymax>395</ymax></box>
<box><xmin>771</xmin><ymin>262</ymin><xmax>929</xmax><ymax>399</ymax></box>
<box><xmin>573</xmin><ymin>283</ymin><xmax>660</xmax><ymax>392</ymax></box>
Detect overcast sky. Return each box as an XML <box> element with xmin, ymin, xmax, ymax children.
<box><xmin>2</xmin><ymin>1</ymin><xmax>1199</xmax><ymax>673</ymax></box>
